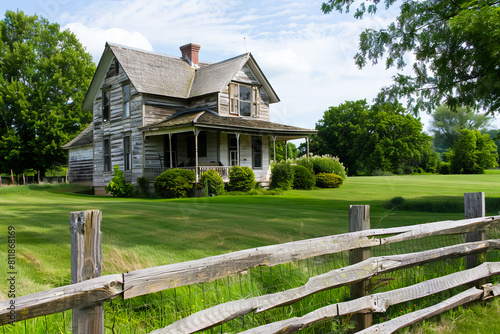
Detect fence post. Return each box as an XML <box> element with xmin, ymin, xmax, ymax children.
<box><xmin>70</xmin><ymin>210</ymin><xmax>103</xmax><ymax>334</ymax></box>
<box><xmin>349</xmin><ymin>205</ymin><xmax>372</xmax><ymax>331</ymax></box>
<box><xmin>464</xmin><ymin>192</ymin><xmax>486</xmax><ymax>287</ymax></box>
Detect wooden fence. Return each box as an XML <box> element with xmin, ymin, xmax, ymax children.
<box><xmin>1</xmin><ymin>192</ymin><xmax>500</xmax><ymax>333</ymax></box>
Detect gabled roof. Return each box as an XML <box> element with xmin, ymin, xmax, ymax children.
<box><xmin>82</xmin><ymin>43</ymin><xmax>280</xmax><ymax>111</ymax></box>
<box><xmin>62</xmin><ymin>122</ymin><xmax>94</xmax><ymax>149</ymax></box>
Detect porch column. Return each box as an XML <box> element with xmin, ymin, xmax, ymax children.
<box><xmin>195</xmin><ymin>129</ymin><xmax>199</xmax><ymax>183</ymax></box>
<box><xmin>272</xmin><ymin>136</ymin><xmax>277</xmax><ymax>162</ymax></box>
<box><xmin>168</xmin><ymin>133</ymin><xmax>173</xmax><ymax>169</ymax></box>
<box><xmin>236</xmin><ymin>133</ymin><xmax>240</xmax><ymax>166</ymax></box>
<box><xmin>285</xmin><ymin>140</ymin><xmax>288</xmax><ymax>161</ymax></box>
<box><xmin>306</xmin><ymin>135</ymin><xmax>310</xmax><ymax>162</ymax></box>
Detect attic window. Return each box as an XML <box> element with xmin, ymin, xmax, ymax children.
<box><xmin>114</xmin><ymin>59</ymin><xmax>120</xmax><ymax>75</ymax></box>
<box><xmin>102</xmin><ymin>90</ymin><xmax>110</xmax><ymax>121</ymax></box>
<box><xmin>229</xmin><ymin>83</ymin><xmax>259</xmax><ymax>117</ymax></box>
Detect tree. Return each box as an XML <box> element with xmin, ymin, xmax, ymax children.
<box><xmin>322</xmin><ymin>1</ymin><xmax>500</xmax><ymax>114</ymax></box>
<box><xmin>430</xmin><ymin>105</ymin><xmax>492</xmax><ymax>153</ymax></box>
<box><xmin>449</xmin><ymin>129</ymin><xmax>498</xmax><ymax>174</ymax></box>
<box><xmin>0</xmin><ymin>10</ymin><xmax>95</xmax><ymax>175</ymax></box>
<box><xmin>271</xmin><ymin>141</ymin><xmax>299</xmax><ymax>161</ymax></box>
<box><xmin>309</xmin><ymin>100</ymin><xmax>438</xmax><ymax>175</ymax></box>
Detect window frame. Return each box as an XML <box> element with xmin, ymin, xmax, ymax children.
<box><xmin>102</xmin><ymin>89</ymin><xmax>110</xmax><ymax>122</ymax></box>
<box><xmin>123</xmin><ymin>136</ymin><xmax>131</xmax><ymax>171</ymax></box>
<box><xmin>229</xmin><ymin>83</ymin><xmax>260</xmax><ymax>118</ymax></box>
<box><xmin>252</xmin><ymin>136</ymin><xmax>263</xmax><ymax>169</ymax></box>
<box><xmin>104</xmin><ymin>138</ymin><xmax>111</xmax><ymax>172</ymax></box>
<box><xmin>122</xmin><ymin>83</ymin><xmax>130</xmax><ymax>118</ymax></box>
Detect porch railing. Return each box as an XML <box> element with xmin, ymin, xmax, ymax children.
<box><xmin>143</xmin><ymin>166</ymin><xmax>231</xmax><ymax>182</ymax></box>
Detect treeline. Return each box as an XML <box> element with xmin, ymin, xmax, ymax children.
<box><xmin>303</xmin><ymin>100</ymin><xmax>498</xmax><ymax>176</ymax></box>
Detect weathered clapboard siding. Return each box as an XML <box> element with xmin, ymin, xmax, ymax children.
<box><xmin>219</xmin><ymin>64</ymin><xmax>270</xmax><ymax>121</ymax></box>
<box><xmin>68</xmin><ymin>146</ymin><xmax>93</xmax><ymax>185</ymax></box>
<box><xmin>144</xmin><ymin>135</ymin><xmax>164</xmax><ymax>168</ymax></box>
<box><xmin>143</xmin><ymin>95</ymin><xmax>189</xmax><ymax>126</ymax></box>
<box><xmin>189</xmin><ymin>95</ymin><xmax>218</xmax><ymax>111</ymax></box>
<box><xmin>93</xmin><ymin>57</ymin><xmax>145</xmax><ymax>188</ymax></box>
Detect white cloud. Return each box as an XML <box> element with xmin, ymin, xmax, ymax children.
<box><xmin>64</xmin><ymin>22</ymin><xmax>153</xmax><ymax>62</ymax></box>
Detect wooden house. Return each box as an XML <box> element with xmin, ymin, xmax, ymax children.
<box><xmin>63</xmin><ymin>43</ymin><xmax>316</xmax><ymax>194</ymax></box>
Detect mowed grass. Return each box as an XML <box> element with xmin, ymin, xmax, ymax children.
<box><xmin>1</xmin><ymin>173</ymin><xmax>500</xmax><ymax>333</ymax></box>
<box><xmin>1</xmin><ymin>173</ymin><xmax>500</xmax><ymax>298</ymax></box>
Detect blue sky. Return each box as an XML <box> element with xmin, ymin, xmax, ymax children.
<box><xmin>6</xmin><ymin>0</ymin><xmax>436</xmax><ymax>134</ymax></box>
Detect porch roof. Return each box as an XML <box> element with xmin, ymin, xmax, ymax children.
<box><xmin>139</xmin><ymin>109</ymin><xmax>316</xmax><ymax>140</ymax></box>
<box><xmin>62</xmin><ymin>122</ymin><xmax>94</xmax><ymax>149</ymax></box>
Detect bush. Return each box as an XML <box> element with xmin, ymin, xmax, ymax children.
<box><xmin>270</xmin><ymin>162</ymin><xmax>294</xmax><ymax>190</ymax></box>
<box><xmin>438</xmin><ymin>161</ymin><xmax>451</xmax><ymax>174</ymax></box>
<box><xmin>200</xmin><ymin>170</ymin><xmax>225</xmax><ymax>196</ymax></box>
<box><xmin>136</xmin><ymin>176</ymin><xmax>150</xmax><ymax>197</ymax></box>
<box><xmin>105</xmin><ymin>166</ymin><xmax>135</xmax><ymax>197</ymax></box>
<box><xmin>292</xmin><ymin>165</ymin><xmax>315</xmax><ymax>190</ymax></box>
<box><xmin>228</xmin><ymin>166</ymin><xmax>255</xmax><ymax>192</ymax></box>
<box><xmin>387</xmin><ymin>196</ymin><xmax>406</xmax><ymax>208</ymax></box>
<box><xmin>310</xmin><ymin>155</ymin><xmax>347</xmax><ymax>179</ymax></box>
<box><xmin>295</xmin><ymin>156</ymin><xmax>314</xmax><ymax>174</ymax></box>
<box><xmin>154</xmin><ymin>168</ymin><xmax>195</xmax><ymax>198</ymax></box>
<box><xmin>315</xmin><ymin>173</ymin><xmax>344</xmax><ymax>188</ymax></box>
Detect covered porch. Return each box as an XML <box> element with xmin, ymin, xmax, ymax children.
<box><xmin>140</xmin><ymin>109</ymin><xmax>315</xmax><ymax>184</ymax></box>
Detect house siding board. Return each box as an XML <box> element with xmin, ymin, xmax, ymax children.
<box><xmin>143</xmin><ymin>95</ymin><xmax>189</xmax><ymax>126</ymax></box>
<box><xmin>68</xmin><ymin>146</ymin><xmax>93</xmax><ymax>185</ymax></box>
<box><xmin>219</xmin><ymin>133</ymin><xmax>229</xmax><ymax>166</ymax></box>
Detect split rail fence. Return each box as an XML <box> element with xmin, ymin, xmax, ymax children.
<box><xmin>1</xmin><ymin>192</ymin><xmax>500</xmax><ymax>333</ymax></box>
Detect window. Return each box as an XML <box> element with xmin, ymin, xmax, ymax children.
<box><xmin>187</xmin><ymin>132</ymin><xmax>207</xmax><ymax>159</ymax></box>
<box><xmin>228</xmin><ymin>134</ymin><xmax>238</xmax><ymax>166</ymax></box>
<box><xmin>123</xmin><ymin>83</ymin><xmax>130</xmax><ymax>118</ymax></box>
<box><xmin>229</xmin><ymin>83</ymin><xmax>260</xmax><ymax>117</ymax></box>
<box><xmin>114</xmin><ymin>59</ymin><xmax>120</xmax><ymax>75</ymax></box>
<box><xmin>123</xmin><ymin>136</ymin><xmax>131</xmax><ymax>171</ymax></box>
<box><xmin>104</xmin><ymin>139</ymin><xmax>111</xmax><ymax>172</ymax></box>
<box><xmin>102</xmin><ymin>90</ymin><xmax>110</xmax><ymax>121</ymax></box>
<box><xmin>252</xmin><ymin>136</ymin><xmax>262</xmax><ymax>169</ymax></box>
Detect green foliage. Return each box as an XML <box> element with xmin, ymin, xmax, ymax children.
<box><xmin>271</xmin><ymin>141</ymin><xmax>299</xmax><ymax>162</ymax></box>
<box><xmin>154</xmin><ymin>168</ymin><xmax>195</xmax><ymax>198</ymax></box>
<box><xmin>200</xmin><ymin>170</ymin><xmax>225</xmax><ymax>196</ymax></box>
<box><xmin>105</xmin><ymin>166</ymin><xmax>135</xmax><ymax>198</ymax></box>
<box><xmin>295</xmin><ymin>156</ymin><xmax>314</xmax><ymax>174</ymax></box>
<box><xmin>387</xmin><ymin>196</ymin><xmax>406</xmax><ymax>208</ymax></box>
<box><xmin>450</xmin><ymin>129</ymin><xmax>498</xmax><ymax>174</ymax></box>
<box><xmin>270</xmin><ymin>162</ymin><xmax>294</xmax><ymax>190</ymax></box>
<box><xmin>310</xmin><ymin>155</ymin><xmax>347</xmax><ymax>179</ymax></box>
<box><xmin>228</xmin><ymin>166</ymin><xmax>255</xmax><ymax>192</ymax></box>
<box><xmin>438</xmin><ymin>162</ymin><xmax>451</xmax><ymax>175</ymax></box>
<box><xmin>0</xmin><ymin>10</ymin><xmax>95</xmax><ymax>175</ymax></box>
<box><xmin>292</xmin><ymin>165</ymin><xmax>315</xmax><ymax>190</ymax></box>
<box><xmin>136</xmin><ymin>177</ymin><xmax>150</xmax><ymax>197</ymax></box>
<box><xmin>430</xmin><ymin>105</ymin><xmax>493</xmax><ymax>154</ymax></box>
<box><xmin>310</xmin><ymin>100</ymin><xmax>438</xmax><ymax>175</ymax></box>
<box><xmin>322</xmin><ymin>1</ymin><xmax>500</xmax><ymax>114</ymax></box>
<box><xmin>315</xmin><ymin>173</ymin><xmax>343</xmax><ymax>188</ymax></box>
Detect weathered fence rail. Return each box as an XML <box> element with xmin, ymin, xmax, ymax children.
<box><xmin>1</xmin><ymin>192</ymin><xmax>500</xmax><ymax>333</ymax></box>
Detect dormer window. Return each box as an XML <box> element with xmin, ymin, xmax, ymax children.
<box><xmin>229</xmin><ymin>83</ymin><xmax>259</xmax><ymax>117</ymax></box>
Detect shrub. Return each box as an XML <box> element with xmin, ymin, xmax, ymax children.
<box><xmin>154</xmin><ymin>168</ymin><xmax>195</xmax><ymax>198</ymax></box>
<box><xmin>270</xmin><ymin>162</ymin><xmax>294</xmax><ymax>190</ymax></box>
<box><xmin>228</xmin><ymin>166</ymin><xmax>255</xmax><ymax>192</ymax></box>
<box><xmin>438</xmin><ymin>161</ymin><xmax>451</xmax><ymax>175</ymax></box>
<box><xmin>295</xmin><ymin>156</ymin><xmax>314</xmax><ymax>174</ymax></box>
<box><xmin>136</xmin><ymin>176</ymin><xmax>150</xmax><ymax>197</ymax></box>
<box><xmin>315</xmin><ymin>173</ymin><xmax>344</xmax><ymax>188</ymax></box>
<box><xmin>387</xmin><ymin>196</ymin><xmax>406</xmax><ymax>208</ymax></box>
<box><xmin>292</xmin><ymin>165</ymin><xmax>315</xmax><ymax>190</ymax></box>
<box><xmin>105</xmin><ymin>166</ymin><xmax>135</xmax><ymax>197</ymax></box>
<box><xmin>200</xmin><ymin>170</ymin><xmax>225</xmax><ymax>196</ymax></box>
<box><xmin>310</xmin><ymin>155</ymin><xmax>347</xmax><ymax>179</ymax></box>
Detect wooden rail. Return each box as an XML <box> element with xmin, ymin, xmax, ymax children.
<box><xmin>1</xmin><ymin>192</ymin><xmax>500</xmax><ymax>333</ymax></box>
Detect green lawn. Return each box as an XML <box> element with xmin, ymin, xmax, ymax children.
<box><xmin>0</xmin><ymin>174</ymin><xmax>499</xmax><ymax>332</ymax></box>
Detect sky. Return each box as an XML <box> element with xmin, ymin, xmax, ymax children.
<box><xmin>3</xmin><ymin>0</ymin><xmax>444</xmax><ymax>138</ymax></box>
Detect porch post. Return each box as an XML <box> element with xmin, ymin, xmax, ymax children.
<box><xmin>168</xmin><ymin>133</ymin><xmax>173</xmax><ymax>169</ymax></box>
<box><xmin>306</xmin><ymin>135</ymin><xmax>310</xmax><ymax>162</ymax></box>
<box><xmin>195</xmin><ymin>129</ymin><xmax>199</xmax><ymax>183</ymax></box>
<box><xmin>272</xmin><ymin>136</ymin><xmax>277</xmax><ymax>162</ymax></box>
<box><xmin>285</xmin><ymin>140</ymin><xmax>288</xmax><ymax>161</ymax></box>
<box><xmin>236</xmin><ymin>133</ymin><xmax>240</xmax><ymax>166</ymax></box>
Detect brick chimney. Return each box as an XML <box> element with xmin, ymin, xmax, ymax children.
<box><xmin>180</xmin><ymin>43</ymin><xmax>201</xmax><ymax>67</ymax></box>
